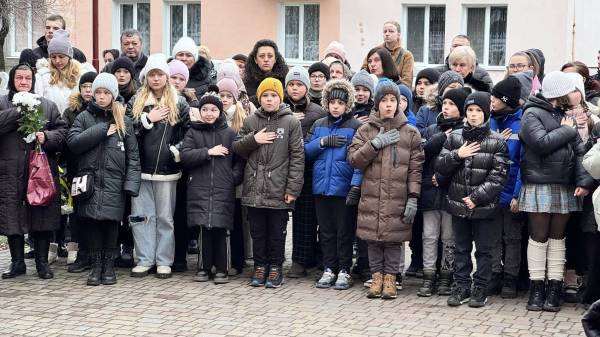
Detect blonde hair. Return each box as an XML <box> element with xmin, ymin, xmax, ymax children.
<box><xmin>67</xmin><ymin>91</ymin><xmax>83</xmax><ymax>112</ymax></box>
<box><xmin>229</xmin><ymin>101</ymin><xmax>248</xmax><ymax>132</ymax></box>
<box><xmin>131</xmin><ymin>72</ymin><xmax>180</xmax><ymax>126</ymax></box>
<box><xmin>111</xmin><ymin>100</ymin><xmax>127</xmax><ymax>137</ymax></box>
<box><xmin>49</xmin><ymin>59</ymin><xmax>80</xmax><ymax>89</ymax></box>
<box><xmin>448</xmin><ymin>46</ymin><xmax>477</xmax><ymax>69</ymax></box>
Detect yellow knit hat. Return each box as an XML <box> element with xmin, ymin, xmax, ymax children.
<box><xmin>257</xmin><ymin>77</ymin><xmax>284</xmax><ymax>101</ymax></box>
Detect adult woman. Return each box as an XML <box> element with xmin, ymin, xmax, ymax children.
<box><xmin>243</xmin><ymin>39</ymin><xmax>288</xmax><ymax>104</ymax></box>
<box><xmin>448</xmin><ymin>46</ymin><xmax>492</xmax><ymax>93</ymax></box>
<box><xmin>365</xmin><ymin>48</ymin><xmax>399</xmax><ymax>83</ymax></box>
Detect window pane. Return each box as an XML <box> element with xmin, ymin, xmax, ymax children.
<box><xmin>428</xmin><ymin>7</ymin><xmax>445</xmax><ymax>64</ymax></box>
<box><xmin>284</xmin><ymin>6</ymin><xmax>299</xmax><ymax>59</ymax></box>
<box><xmin>303</xmin><ymin>4</ymin><xmax>319</xmax><ymax>61</ymax></box>
<box><xmin>13</xmin><ymin>6</ymin><xmax>30</xmax><ymax>53</ymax></box>
<box><xmin>187</xmin><ymin>4</ymin><xmax>201</xmax><ymax>45</ymax></box>
<box><xmin>170</xmin><ymin>5</ymin><xmax>183</xmax><ymax>53</ymax></box>
<box><xmin>137</xmin><ymin>3</ymin><xmax>150</xmax><ymax>55</ymax></box>
<box><xmin>32</xmin><ymin>10</ymin><xmax>46</xmax><ymax>45</ymax></box>
<box><xmin>406</xmin><ymin>7</ymin><xmax>425</xmax><ymax>63</ymax></box>
<box><xmin>121</xmin><ymin>4</ymin><xmax>133</xmax><ymax>30</ymax></box>
<box><xmin>488</xmin><ymin>7</ymin><xmax>507</xmax><ymax>66</ymax></box>
<box><xmin>466</xmin><ymin>7</ymin><xmax>485</xmax><ymax>64</ymax></box>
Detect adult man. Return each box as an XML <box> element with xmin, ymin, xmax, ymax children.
<box><xmin>434</xmin><ymin>35</ymin><xmax>493</xmax><ymax>90</ymax></box>
<box><xmin>25</xmin><ymin>14</ymin><xmax>86</xmax><ymax>63</ymax></box>
<box><xmin>102</xmin><ymin>29</ymin><xmax>148</xmax><ymax>83</ymax></box>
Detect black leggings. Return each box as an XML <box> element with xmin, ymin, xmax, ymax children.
<box><xmin>527</xmin><ymin>213</ymin><xmax>570</xmax><ymax>242</ymax></box>
<box><xmin>84</xmin><ymin>218</ymin><xmax>119</xmax><ymax>252</ymax></box>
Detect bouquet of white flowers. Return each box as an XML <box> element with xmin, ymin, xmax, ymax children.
<box><xmin>12</xmin><ymin>91</ymin><xmax>46</xmax><ymax>144</ymax></box>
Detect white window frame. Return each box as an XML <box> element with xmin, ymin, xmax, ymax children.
<box><xmin>402</xmin><ymin>5</ymin><xmax>446</xmax><ymax>66</ymax></box>
<box><xmin>7</xmin><ymin>5</ymin><xmax>35</xmax><ymax>57</ymax></box>
<box><xmin>163</xmin><ymin>1</ymin><xmax>201</xmax><ymax>55</ymax></box>
<box><xmin>278</xmin><ymin>3</ymin><xmax>320</xmax><ymax>65</ymax></box>
<box><xmin>112</xmin><ymin>1</ymin><xmax>151</xmax><ymax>54</ymax></box>
<box><xmin>462</xmin><ymin>5</ymin><xmax>507</xmax><ymax>70</ymax></box>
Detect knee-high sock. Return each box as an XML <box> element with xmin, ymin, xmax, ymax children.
<box><xmin>527</xmin><ymin>238</ymin><xmax>548</xmax><ymax>281</ymax></box>
<box><xmin>547</xmin><ymin>238</ymin><xmax>566</xmax><ymax>281</ymax></box>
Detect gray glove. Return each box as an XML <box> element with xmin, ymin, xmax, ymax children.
<box><xmin>320</xmin><ymin>134</ymin><xmax>347</xmax><ymax>148</ymax></box>
<box><xmin>345</xmin><ymin>186</ymin><xmax>361</xmax><ymax>206</ymax></box>
<box><xmin>371</xmin><ymin>127</ymin><xmax>401</xmax><ymax>150</ymax></box>
<box><xmin>403</xmin><ymin>197</ymin><xmax>418</xmax><ymax>225</ymax></box>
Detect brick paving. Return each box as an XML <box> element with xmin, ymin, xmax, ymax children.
<box><xmin>0</xmin><ymin>225</ymin><xmax>587</xmax><ymax>337</ymax></box>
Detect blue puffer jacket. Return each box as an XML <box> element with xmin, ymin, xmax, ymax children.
<box><xmin>305</xmin><ymin>113</ymin><xmax>363</xmax><ymax>197</ymax></box>
<box><xmin>416</xmin><ymin>105</ymin><xmax>439</xmax><ymax>135</ymax></box>
<box><xmin>490</xmin><ymin>108</ymin><xmax>523</xmax><ymax>207</ymax></box>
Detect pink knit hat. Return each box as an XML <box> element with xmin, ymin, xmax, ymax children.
<box><xmin>323</xmin><ymin>41</ymin><xmax>347</xmax><ymax>63</ymax></box>
<box><xmin>217</xmin><ymin>78</ymin><xmax>239</xmax><ymax>100</ymax></box>
<box><xmin>168</xmin><ymin>59</ymin><xmax>189</xmax><ymax>83</ymax></box>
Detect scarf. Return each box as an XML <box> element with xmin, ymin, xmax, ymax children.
<box><xmin>491</xmin><ymin>107</ymin><xmax>517</xmax><ymax>122</ymax></box>
<box><xmin>463</xmin><ymin>121</ymin><xmax>491</xmax><ymax>143</ymax></box>
<box><xmin>564</xmin><ymin>105</ymin><xmax>591</xmax><ymax>143</ymax></box>
<box><xmin>436</xmin><ymin>114</ymin><xmax>464</xmax><ymax>131</ymax></box>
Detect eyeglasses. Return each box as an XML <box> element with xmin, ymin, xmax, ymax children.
<box><xmin>80</xmin><ymin>84</ymin><xmax>92</xmax><ymax>89</ymax></box>
<box><xmin>310</xmin><ymin>74</ymin><xmax>325</xmax><ymax>80</ymax></box>
<box><xmin>507</xmin><ymin>63</ymin><xmax>530</xmax><ymax>71</ymax></box>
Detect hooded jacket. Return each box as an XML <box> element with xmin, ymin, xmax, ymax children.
<box><xmin>232</xmin><ymin>104</ymin><xmax>304</xmax><ymax>210</ymax></box>
<box><xmin>348</xmin><ymin>110</ymin><xmax>424</xmax><ymax>242</ymax></box>
<box><xmin>490</xmin><ymin>107</ymin><xmax>523</xmax><ymax>207</ymax></box>
<box><xmin>187</xmin><ymin>56</ymin><xmax>216</xmax><ymax>98</ymax></box>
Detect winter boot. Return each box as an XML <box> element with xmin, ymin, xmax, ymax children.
<box><xmin>417</xmin><ymin>269</ymin><xmax>436</xmax><ymax>297</ymax></box>
<box><xmin>501</xmin><ymin>274</ymin><xmax>518</xmax><ymax>299</ymax></box>
<box><xmin>543</xmin><ymin>280</ymin><xmax>563</xmax><ymax>312</ymax></box>
<box><xmin>101</xmin><ymin>250</ymin><xmax>117</xmax><ymax>285</ymax></box>
<box><xmin>526</xmin><ymin>280</ymin><xmax>545</xmax><ymax>311</ymax></box>
<box><xmin>68</xmin><ymin>249</ymin><xmax>91</xmax><ymax>273</ymax></box>
<box><xmin>382</xmin><ymin>274</ymin><xmax>398</xmax><ymax>299</ymax></box>
<box><xmin>2</xmin><ymin>235</ymin><xmax>26</xmax><ymax>279</ymax></box>
<box><xmin>87</xmin><ymin>251</ymin><xmax>103</xmax><ymax>286</ymax></box>
<box><xmin>438</xmin><ymin>270</ymin><xmax>453</xmax><ymax>296</ymax></box>
<box><xmin>34</xmin><ymin>235</ymin><xmax>53</xmax><ymax>279</ymax></box>
<box><xmin>366</xmin><ymin>272</ymin><xmax>383</xmax><ymax>298</ymax></box>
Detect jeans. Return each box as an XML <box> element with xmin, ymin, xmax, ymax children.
<box><xmin>130</xmin><ymin>180</ymin><xmax>177</xmax><ymax>267</ymax></box>
<box><xmin>491</xmin><ymin>208</ymin><xmax>524</xmax><ymax>277</ymax></box>
<box><xmin>367</xmin><ymin>241</ymin><xmax>404</xmax><ymax>274</ymax></box>
<box><xmin>315</xmin><ymin>196</ymin><xmax>354</xmax><ymax>272</ymax></box>
<box><xmin>422</xmin><ymin>210</ymin><xmax>454</xmax><ymax>272</ymax></box>
<box><xmin>247</xmin><ymin>207</ymin><xmax>289</xmax><ymax>267</ymax></box>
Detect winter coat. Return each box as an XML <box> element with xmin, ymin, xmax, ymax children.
<box><xmin>434</xmin><ymin>60</ymin><xmax>493</xmax><ymax>93</ymax></box>
<box><xmin>436</xmin><ymin>122</ymin><xmax>509</xmax><ymax>219</ymax></box>
<box><xmin>416</xmin><ymin>105</ymin><xmax>439</xmax><ymax>135</ymax></box>
<box><xmin>348</xmin><ymin>110</ymin><xmax>424</xmax><ymax>242</ymax></box>
<box><xmin>187</xmin><ymin>56</ymin><xmax>215</xmax><ymax>98</ymax></box>
<box><xmin>62</xmin><ymin>95</ymin><xmax>90</xmax><ymax>181</ymax></box>
<box><xmin>67</xmin><ymin>102</ymin><xmax>141</xmax><ymax>221</ymax></box>
<box><xmin>31</xmin><ymin>35</ymin><xmax>87</xmax><ymax>63</ymax></box>
<box><xmin>126</xmin><ymin>93</ymin><xmax>190</xmax><ymax>180</ymax></box>
<box><xmin>362</xmin><ymin>42</ymin><xmax>414</xmax><ymax>86</ymax></box>
<box><xmin>583</xmin><ymin>139</ymin><xmax>600</xmax><ymax>233</ymax></box>
<box><xmin>232</xmin><ymin>104</ymin><xmax>304</xmax><ymax>210</ymax></box>
<box><xmin>519</xmin><ymin>94</ymin><xmax>594</xmax><ymax>188</ymax></box>
<box><xmin>352</xmin><ymin>101</ymin><xmax>374</xmax><ymax>119</ymax></box>
<box><xmin>284</xmin><ymin>96</ymin><xmax>325</xmax><ymax>138</ymax></box>
<box><xmin>0</xmin><ymin>95</ymin><xmax>67</xmax><ymax>236</ymax></box>
<box><xmin>180</xmin><ymin>113</ymin><xmax>244</xmax><ymax>230</ymax></box>
<box><xmin>490</xmin><ymin>108</ymin><xmax>523</xmax><ymax>207</ymax></box>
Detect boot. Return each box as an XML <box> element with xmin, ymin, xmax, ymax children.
<box><xmin>34</xmin><ymin>235</ymin><xmax>53</xmax><ymax>279</ymax></box>
<box><xmin>417</xmin><ymin>269</ymin><xmax>436</xmax><ymax>297</ymax></box>
<box><xmin>543</xmin><ymin>280</ymin><xmax>563</xmax><ymax>312</ymax></box>
<box><xmin>101</xmin><ymin>250</ymin><xmax>117</xmax><ymax>285</ymax></box>
<box><xmin>381</xmin><ymin>274</ymin><xmax>398</xmax><ymax>299</ymax></box>
<box><xmin>2</xmin><ymin>235</ymin><xmax>26</xmax><ymax>279</ymax></box>
<box><xmin>526</xmin><ymin>280</ymin><xmax>545</xmax><ymax>311</ymax></box>
<box><xmin>87</xmin><ymin>251</ymin><xmax>103</xmax><ymax>286</ymax></box>
<box><xmin>68</xmin><ymin>249</ymin><xmax>91</xmax><ymax>273</ymax></box>
<box><xmin>501</xmin><ymin>274</ymin><xmax>518</xmax><ymax>299</ymax></box>
<box><xmin>438</xmin><ymin>270</ymin><xmax>453</xmax><ymax>296</ymax></box>
<box><xmin>118</xmin><ymin>245</ymin><xmax>135</xmax><ymax>268</ymax></box>
<box><xmin>366</xmin><ymin>272</ymin><xmax>383</xmax><ymax>298</ymax></box>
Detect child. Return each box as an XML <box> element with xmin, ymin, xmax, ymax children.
<box><xmin>180</xmin><ymin>93</ymin><xmax>244</xmax><ymax>284</ymax></box>
<box><xmin>417</xmin><ymin>88</ymin><xmax>468</xmax><ymax>297</ymax></box>
<box><xmin>413</xmin><ymin>68</ymin><xmax>440</xmax><ymax>113</ymax></box>
<box><xmin>436</xmin><ymin>92</ymin><xmax>509</xmax><ymax>308</ymax></box>
<box><xmin>351</xmin><ymin>70</ymin><xmax>375</xmax><ymax>124</ymax></box>
<box><xmin>398</xmin><ymin>84</ymin><xmax>417</xmax><ymax>126</ymax></box>
<box><xmin>348</xmin><ymin>79</ymin><xmax>424</xmax><ymax>299</ymax></box>
<box><xmin>111</xmin><ymin>56</ymin><xmax>139</xmax><ymax>104</ymax></box>
<box><xmin>416</xmin><ymin>71</ymin><xmax>465</xmax><ymax>135</ymax></box>
<box><xmin>308</xmin><ymin>62</ymin><xmax>330</xmax><ymax>106</ymax></box>
<box><xmin>232</xmin><ymin>77</ymin><xmax>304</xmax><ymax>288</ymax></box>
<box><xmin>68</xmin><ymin>73</ymin><xmax>141</xmax><ymax>286</ymax></box>
<box><xmin>305</xmin><ymin>79</ymin><xmax>361</xmax><ymax>289</ymax></box>
<box><xmin>126</xmin><ymin>53</ymin><xmax>190</xmax><ymax>279</ymax></box>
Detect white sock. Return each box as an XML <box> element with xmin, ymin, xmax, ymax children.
<box><xmin>527</xmin><ymin>238</ymin><xmax>548</xmax><ymax>281</ymax></box>
<box><xmin>547</xmin><ymin>238</ymin><xmax>566</xmax><ymax>281</ymax></box>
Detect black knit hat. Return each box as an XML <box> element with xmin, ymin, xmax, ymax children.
<box><xmin>492</xmin><ymin>76</ymin><xmax>522</xmax><ymax>108</ymax></box>
<box><xmin>110</xmin><ymin>56</ymin><xmax>135</xmax><ymax>76</ymax></box>
<box><xmin>198</xmin><ymin>92</ymin><xmax>223</xmax><ymax>115</ymax></box>
<box><xmin>79</xmin><ymin>71</ymin><xmax>98</xmax><ymax>87</ymax></box>
<box><xmin>464</xmin><ymin>92</ymin><xmax>491</xmax><ymax>121</ymax></box>
<box><xmin>415</xmin><ymin>68</ymin><xmax>440</xmax><ymax>85</ymax></box>
<box><xmin>442</xmin><ymin>88</ymin><xmax>469</xmax><ymax>117</ymax></box>
<box><xmin>308</xmin><ymin>62</ymin><xmax>330</xmax><ymax>81</ymax></box>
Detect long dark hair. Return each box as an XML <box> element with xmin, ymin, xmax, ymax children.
<box><xmin>561</xmin><ymin>61</ymin><xmax>600</xmax><ymax>93</ymax></box>
<box><xmin>366</xmin><ymin>47</ymin><xmax>399</xmax><ymax>82</ymax></box>
<box><xmin>244</xmin><ymin>39</ymin><xmax>288</xmax><ymax>85</ymax></box>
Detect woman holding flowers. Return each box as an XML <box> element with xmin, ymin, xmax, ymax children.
<box><xmin>0</xmin><ymin>63</ymin><xmax>67</xmax><ymax>280</ymax></box>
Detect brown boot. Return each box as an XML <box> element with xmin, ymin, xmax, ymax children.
<box><xmin>382</xmin><ymin>274</ymin><xmax>398</xmax><ymax>299</ymax></box>
<box><xmin>366</xmin><ymin>272</ymin><xmax>383</xmax><ymax>298</ymax></box>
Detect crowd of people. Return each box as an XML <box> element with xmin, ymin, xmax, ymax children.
<box><xmin>2</xmin><ymin>15</ymin><xmax>600</xmax><ymax>319</ymax></box>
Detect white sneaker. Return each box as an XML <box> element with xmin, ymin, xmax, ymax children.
<box><xmin>131</xmin><ymin>265</ymin><xmax>152</xmax><ymax>277</ymax></box>
<box><xmin>66</xmin><ymin>242</ymin><xmax>78</xmax><ymax>265</ymax></box>
<box><xmin>156</xmin><ymin>265</ymin><xmax>172</xmax><ymax>279</ymax></box>
<box><xmin>48</xmin><ymin>243</ymin><xmax>58</xmax><ymax>265</ymax></box>
<box><xmin>363</xmin><ymin>278</ymin><xmax>372</xmax><ymax>288</ymax></box>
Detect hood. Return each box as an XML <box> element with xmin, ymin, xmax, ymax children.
<box><xmin>523</xmin><ymin>93</ymin><xmax>554</xmax><ymax>112</ymax></box>
<box><xmin>321</xmin><ymin>79</ymin><xmax>355</xmax><ymax>114</ymax></box>
<box><xmin>511</xmin><ymin>70</ymin><xmax>534</xmax><ymax>102</ymax></box>
<box><xmin>189</xmin><ymin>55</ymin><xmax>213</xmax><ymax>83</ymax></box>
<box><xmin>527</xmin><ymin>48</ymin><xmax>545</xmax><ymax>79</ymax></box>
<box><xmin>255</xmin><ymin>104</ymin><xmax>293</xmax><ymax>119</ymax></box>
<box><xmin>8</xmin><ymin>63</ymin><xmax>36</xmax><ymax>100</ymax></box>
<box><xmin>36</xmin><ymin>35</ymin><xmax>48</xmax><ymax>50</ymax></box>
<box><xmin>367</xmin><ymin>107</ymin><xmax>408</xmax><ymax>130</ymax></box>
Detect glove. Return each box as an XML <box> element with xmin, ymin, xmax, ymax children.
<box><xmin>320</xmin><ymin>134</ymin><xmax>347</xmax><ymax>148</ymax></box>
<box><xmin>345</xmin><ymin>186</ymin><xmax>361</xmax><ymax>206</ymax></box>
<box><xmin>371</xmin><ymin>127</ymin><xmax>400</xmax><ymax>150</ymax></box>
<box><xmin>402</xmin><ymin>197</ymin><xmax>418</xmax><ymax>225</ymax></box>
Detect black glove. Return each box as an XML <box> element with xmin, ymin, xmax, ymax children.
<box><xmin>320</xmin><ymin>134</ymin><xmax>347</xmax><ymax>148</ymax></box>
<box><xmin>346</xmin><ymin>186</ymin><xmax>361</xmax><ymax>206</ymax></box>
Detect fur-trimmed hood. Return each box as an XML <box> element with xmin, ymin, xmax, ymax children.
<box><xmin>321</xmin><ymin>79</ymin><xmax>355</xmax><ymax>114</ymax></box>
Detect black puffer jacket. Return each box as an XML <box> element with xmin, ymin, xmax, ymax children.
<box><xmin>436</xmin><ymin>122</ymin><xmax>509</xmax><ymax>219</ymax></box>
<box><xmin>180</xmin><ymin>113</ymin><xmax>244</xmax><ymax>229</ymax></box>
<box><xmin>31</xmin><ymin>35</ymin><xmax>87</xmax><ymax>63</ymax></box>
<box><xmin>352</xmin><ymin>101</ymin><xmax>374</xmax><ymax>119</ymax></box>
<box><xmin>284</xmin><ymin>95</ymin><xmax>325</xmax><ymax>137</ymax></box>
<box><xmin>519</xmin><ymin>94</ymin><xmax>594</xmax><ymax>188</ymax></box>
<box><xmin>67</xmin><ymin>102</ymin><xmax>141</xmax><ymax>221</ymax></box>
<box><xmin>187</xmin><ymin>56</ymin><xmax>215</xmax><ymax>98</ymax></box>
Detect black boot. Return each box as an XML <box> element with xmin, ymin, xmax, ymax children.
<box><xmin>101</xmin><ymin>250</ymin><xmax>117</xmax><ymax>285</ymax></box>
<box><xmin>68</xmin><ymin>249</ymin><xmax>91</xmax><ymax>273</ymax></box>
<box><xmin>87</xmin><ymin>251</ymin><xmax>102</xmax><ymax>286</ymax></box>
<box><xmin>2</xmin><ymin>235</ymin><xmax>26</xmax><ymax>279</ymax></box>
<box><xmin>501</xmin><ymin>274</ymin><xmax>518</xmax><ymax>299</ymax></box>
<box><xmin>438</xmin><ymin>270</ymin><xmax>453</xmax><ymax>296</ymax></box>
<box><xmin>543</xmin><ymin>280</ymin><xmax>563</xmax><ymax>312</ymax></box>
<box><xmin>526</xmin><ymin>280</ymin><xmax>545</xmax><ymax>311</ymax></box>
<box><xmin>417</xmin><ymin>269</ymin><xmax>436</xmax><ymax>297</ymax></box>
<box><xmin>34</xmin><ymin>235</ymin><xmax>53</xmax><ymax>279</ymax></box>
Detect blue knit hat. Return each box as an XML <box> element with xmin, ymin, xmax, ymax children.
<box><xmin>374</xmin><ymin>78</ymin><xmax>400</xmax><ymax>108</ymax></box>
<box><xmin>397</xmin><ymin>83</ymin><xmax>413</xmax><ymax>114</ymax></box>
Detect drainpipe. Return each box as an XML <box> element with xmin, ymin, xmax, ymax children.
<box><xmin>92</xmin><ymin>0</ymin><xmax>99</xmax><ymax>71</ymax></box>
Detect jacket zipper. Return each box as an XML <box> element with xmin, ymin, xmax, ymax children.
<box><xmin>153</xmin><ymin>123</ymin><xmax>168</xmax><ymax>175</ymax></box>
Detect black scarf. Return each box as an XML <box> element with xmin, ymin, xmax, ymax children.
<box><xmin>491</xmin><ymin>107</ymin><xmax>517</xmax><ymax>122</ymax></box>
<box><xmin>463</xmin><ymin>121</ymin><xmax>490</xmax><ymax>143</ymax></box>
<box><xmin>436</xmin><ymin>114</ymin><xmax>463</xmax><ymax>131</ymax></box>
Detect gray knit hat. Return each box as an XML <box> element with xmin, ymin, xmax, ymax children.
<box><xmin>438</xmin><ymin>70</ymin><xmax>464</xmax><ymax>96</ymax></box>
<box><xmin>47</xmin><ymin>29</ymin><xmax>73</xmax><ymax>59</ymax></box>
<box><xmin>374</xmin><ymin>78</ymin><xmax>401</xmax><ymax>108</ymax></box>
<box><xmin>285</xmin><ymin>65</ymin><xmax>310</xmax><ymax>89</ymax></box>
<box><xmin>92</xmin><ymin>73</ymin><xmax>119</xmax><ymax>99</ymax></box>
<box><xmin>542</xmin><ymin>71</ymin><xmax>581</xmax><ymax>99</ymax></box>
<box><xmin>351</xmin><ymin>69</ymin><xmax>375</xmax><ymax>95</ymax></box>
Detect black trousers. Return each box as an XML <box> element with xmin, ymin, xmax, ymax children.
<box><xmin>84</xmin><ymin>218</ymin><xmax>119</xmax><ymax>253</ymax></box>
<box><xmin>291</xmin><ymin>169</ymin><xmax>319</xmax><ymax>268</ymax></box>
<box><xmin>453</xmin><ymin>213</ymin><xmax>501</xmax><ymax>289</ymax></box>
<box><xmin>583</xmin><ymin>232</ymin><xmax>600</xmax><ymax>304</ymax></box>
<box><xmin>173</xmin><ymin>178</ymin><xmax>188</xmax><ymax>265</ymax></box>
<box><xmin>247</xmin><ymin>207</ymin><xmax>288</xmax><ymax>267</ymax></box>
<box><xmin>229</xmin><ymin>198</ymin><xmax>246</xmax><ymax>270</ymax></box>
<box><xmin>199</xmin><ymin>227</ymin><xmax>229</xmax><ymax>274</ymax></box>
<box><xmin>119</xmin><ymin>197</ymin><xmax>134</xmax><ymax>247</ymax></box>
<box><xmin>315</xmin><ymin>196</ymin><xmax>354</xmax><ymax>271</ymax></box>
<box><xmin>565</xmin><ymin>212</ymin><xmax>586</xmax><ymax>274</ymax></box>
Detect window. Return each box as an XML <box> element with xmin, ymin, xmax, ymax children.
<box><xmin>7</xmin><ymin>4</ymin><xmax>46</xmax><ymax>57</ymax></box>
<box><xmin>465</xmin><ymin>6</ymin><xmax>507</xmax><ymax>66</ymax></box>
<box><xmin>119</xmin><ymin>2</ymin><xmax>150</xmax><ymax>55</ymax></box>
<box><xmin>404</xmin><ymin>6</ymin><xmax>446</xmax><ymax>64</ymax></box>
<box><xmin>280</xmin><ymin>4</ymin><xmax>320</xmax><ymax>62</ymax></box>
<box><xmin>166</xmin><ymin>2</ymin><xmax>201</xmax><ymax>53</ymax></box>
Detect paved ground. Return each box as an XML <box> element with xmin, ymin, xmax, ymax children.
<box><xmin>0</xmin><ymin>227</ymin><xmax>588</xmax><ymax>337</ymax></box>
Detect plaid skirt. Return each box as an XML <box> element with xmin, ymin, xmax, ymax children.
<box><xmin>518</xmin><ymin>183</ymin><xmax>582</xmax><ymax>214</ymax></box>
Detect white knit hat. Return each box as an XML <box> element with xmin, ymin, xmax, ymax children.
<box><xmin>542</xmin><ymin>71</ymin><xmax>582</xmax><ymax>99</ymax></box>
<box><xmin>172</xmin><ymin>37</ymin><xmax>198</xmax><ymax>61</ymax></box>
<box><xmin>139</xmin><ymin>53</ymin><xmax>171</xmax><ymax>83</ymax></box>
<box><xmin>92</xmin><ymin>73</ymin><xmax>119</xmax><ymax>99</ymax></box>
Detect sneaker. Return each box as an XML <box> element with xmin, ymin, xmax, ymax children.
<box><xmin>316</xmin><ymin>268</ymin><xmax>336</xmax><ymax>288</ymax></box>
<box><xmin>131</xmin><ymin>265</ymin><xmax>153</xmax><ymax>277</ymax></box>
<box><xmin>228</xmin><ymin>267</ymin><xmax>240</xmax><ymax>276</ymax></box>
<box><xmin>333</xmin><ymin>270</ymin><xmax>353</xmax><ymax>290</ymax></box>
<box><xmin>469</xmin><ymin>286</ymin><xmax>488</xmax><ymax>308</ymax></box>
<box><xmin>48</xmin><ymin>243</ymin><xmax>58</xmax><ymax>265</ymax></box>
<box><xmin>363</xmin><ymin>278</ymin><xmax>372</xmax><ymax>288</ymax></box>
<box><xmin>194</xmin><ymin>270</ymin><xmax>210</xmax><ymax>282</ymax></box>
<box><xmin>447</xmin><ymin>286</ymin><xmax>471</xmax><ymax>307</ymax></box>
<box><xmin>156</xmin><ymin>266</ymin><xmax>172</xmax><ymax>279</ymax></box>
<box><xmin>396</xmin><ymin>274</ymin><xmax>403</xmax><ymax>290</ymax></box>
<box><xmin>287</xmin><ymin>262</ymin><xmax>307</xmax><ymax>278</ymax></box>
<box><xmin>249</xmin><ymin>266</ymin><xmax>267</xmax><ymax>287</ymax></box>
<box><xmin>265</xmin><ymin>266</ymin><xmax>283</xmax><ymax>288</ymax></box>
<box><xmin>214</xmin><ymin>272</ymin><xmax>229</xmax><ymax>284</ymax></box>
